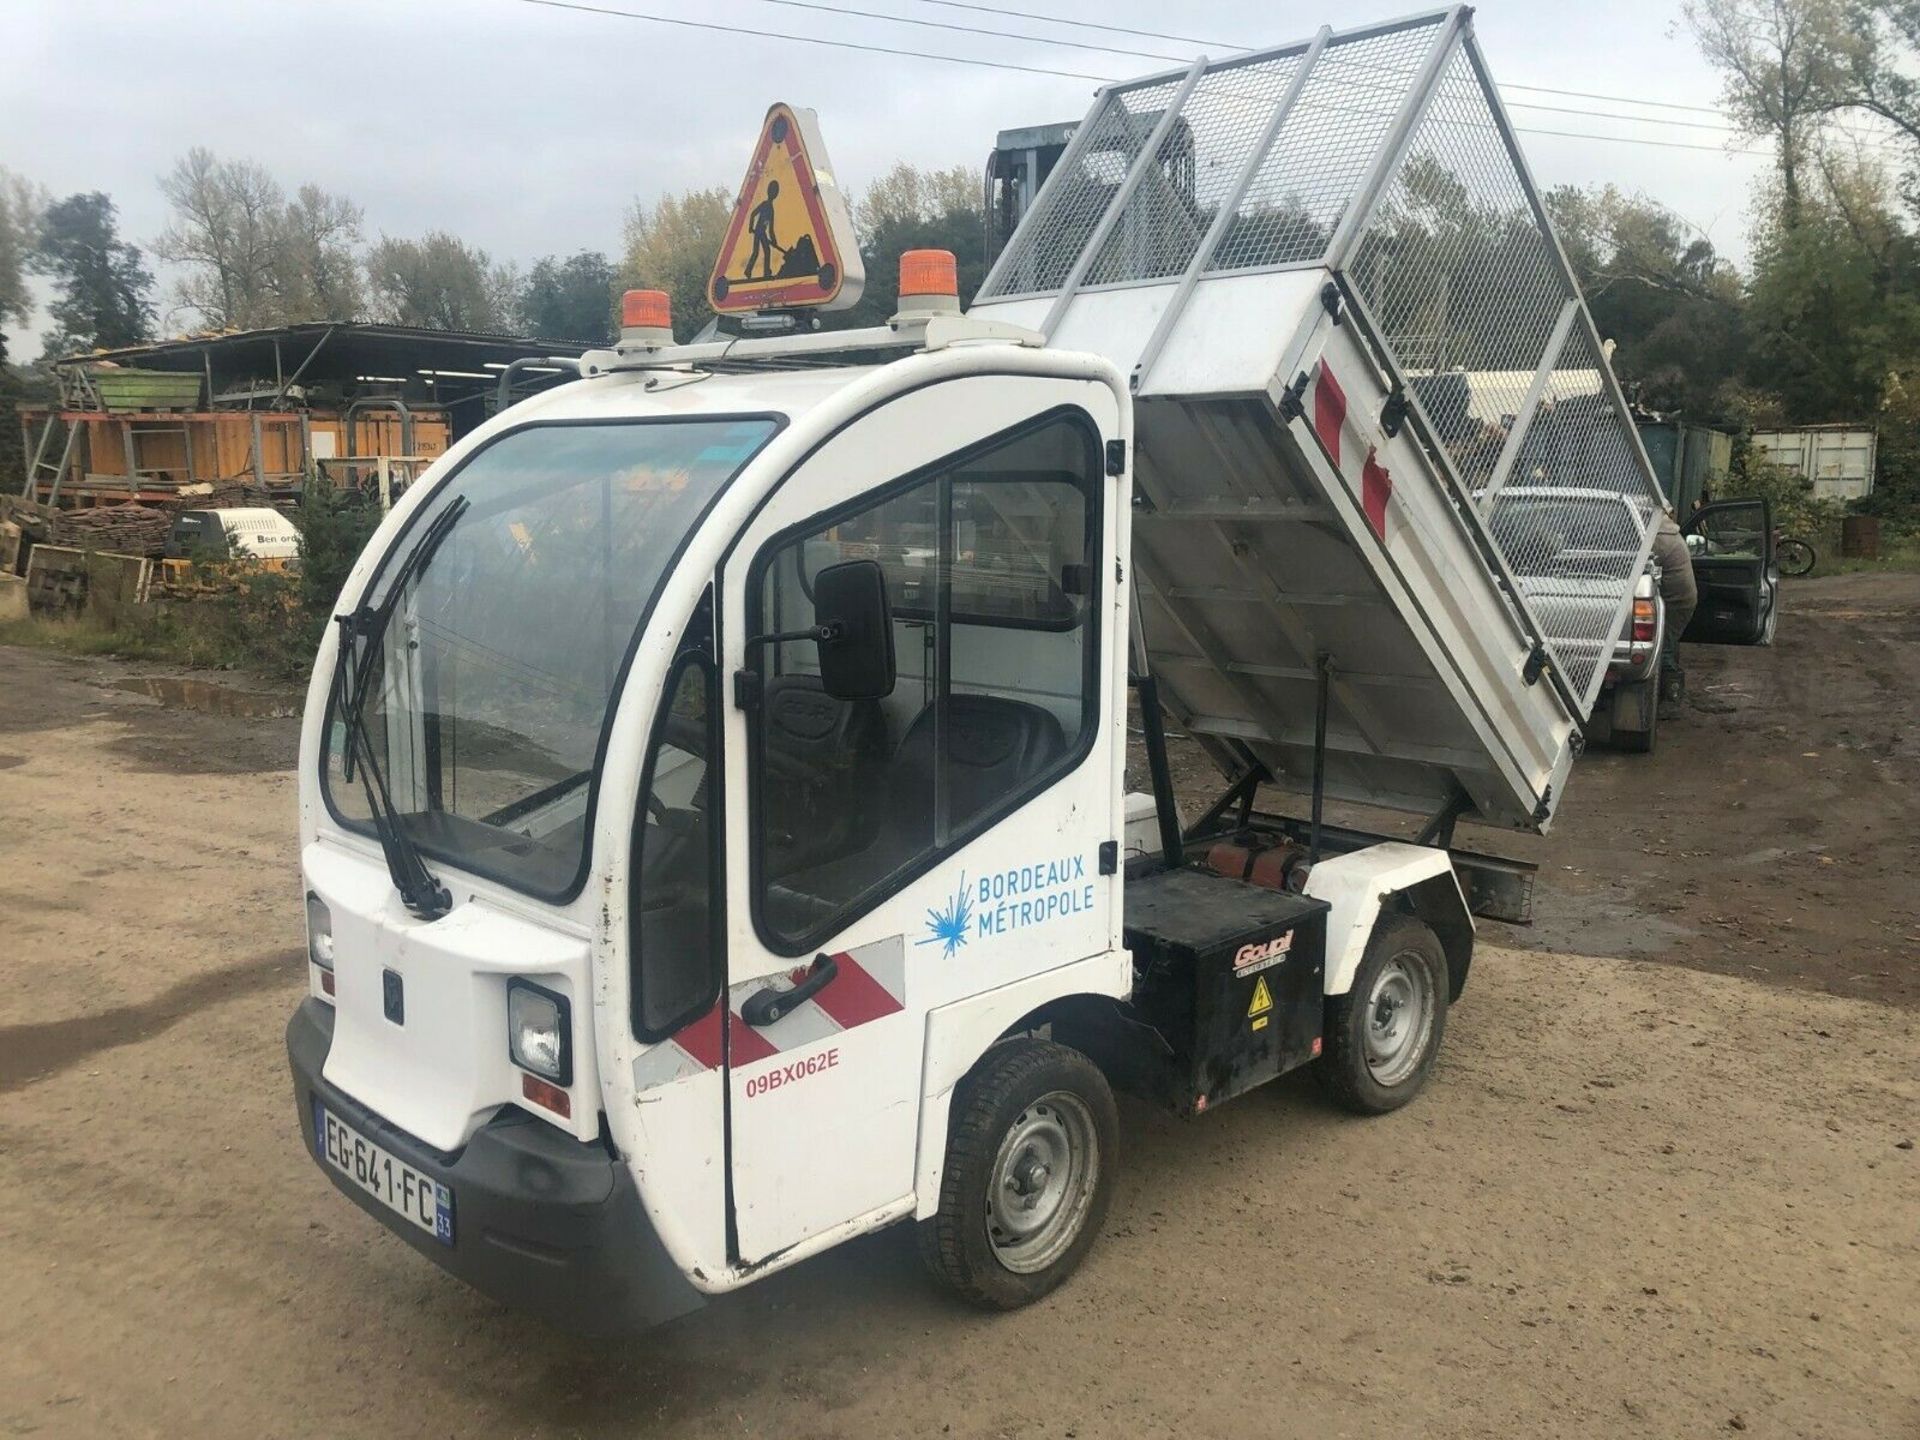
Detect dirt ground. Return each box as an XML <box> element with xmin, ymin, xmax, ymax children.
<box><xmin>2</xmin><ymin>574</ymin><xmax>1917</xmax><ymax>1439</ymax></box>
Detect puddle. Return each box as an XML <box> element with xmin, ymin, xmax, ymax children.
<box><xmin>112</xmin><ymin>676</ymin><xmax>299</xmax><ymax>719</ymax></box>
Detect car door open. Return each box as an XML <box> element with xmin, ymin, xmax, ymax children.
<box><xmin>1683</xmin><ymin>498</ymin><xmax>1777</xmax><ymax>646</ymax></box>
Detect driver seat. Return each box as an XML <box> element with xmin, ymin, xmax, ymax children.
<box><xmin>760</xmin><ymin>673</ymin><xmax>889</xmax><ymax>874</ymax></box>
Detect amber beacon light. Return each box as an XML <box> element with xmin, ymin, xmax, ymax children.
<box><xmin>892</xmin><ymin>249</ymin><xmax>960</xmax><ymax>324</ymax></box>
<box><xmin>898</xmin><ymin>249</ymin><xmax>958</xmax><ymax>298</ymax></box>
<box><xmin>620</xmin><ymin>289</ymin><xmax>674</xmax><ymax>344</ymax></box>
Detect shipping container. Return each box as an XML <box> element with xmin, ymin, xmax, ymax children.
<box><xmin>1750</xmin><ymin>425</ymin><xmax>1877</xmax><ymax>501</ymax></box>
<box><xmin>1637</xmin><ymin>419</ymin><xmax>1733</xmax><ymax>517</ymax></box>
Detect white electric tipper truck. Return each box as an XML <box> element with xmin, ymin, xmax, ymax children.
<box><xmin>288</xmin><ymin>6</ymin><xmax>1665</xmax><ymax>1332</ymax></box>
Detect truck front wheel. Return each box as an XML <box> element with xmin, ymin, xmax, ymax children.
<box><xmin>1316</xmin><ymin>914</ymin><xmax>1449</xmax><ymax>1115</ymax></box>
<box><xmin>918</xmin><ymin>1038</ymin><xmax>1118</xmax><ymax>1310</ymax></box>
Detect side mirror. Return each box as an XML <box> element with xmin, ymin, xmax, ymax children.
<box><xmin>813</xmin><ymin>560</ymin><xmax>895</xmax><ymax>701</ymax></box>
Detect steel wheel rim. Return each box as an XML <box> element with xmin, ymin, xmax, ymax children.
<box><xmin>986</xmin><ymin>1091</ymin><xmax>1099</xmax><ymax>1274</ymax></box>
<box><xmin>1364</xmin><ymin>955</ymin><xmax>1435</xmax><ymax>1088</ymax></box>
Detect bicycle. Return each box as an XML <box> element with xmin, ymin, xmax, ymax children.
<box><xmin>1776</xmin><ymin>535</ymin><xmax>1817</xmax><ymax>577</ymax></box>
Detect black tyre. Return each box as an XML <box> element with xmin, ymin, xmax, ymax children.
<box><xmin>1778</xmin><ymin>538</ymin><xmax>1816</xmax><ymax>577</ymax></box>
<box><xmin>1315</xmin><ymin>914</ymin><xmax>1449</xmax><ymax>1115</ymax></box>
<box><xmin>918</xmin><ymin>1038</ymin><xmax>1118</xmax><ymax>1310</ymax></box>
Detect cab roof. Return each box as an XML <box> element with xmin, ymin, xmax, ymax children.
<box><xmin>501</xmin><ymin>361</ymin><xmax>886</xmax><ymax>429</ymax></box>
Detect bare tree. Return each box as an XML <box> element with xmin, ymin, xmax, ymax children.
<box><xmin>1685</xmin><ymin>0</ymin><xmax>1846</xmax><ymax>227</ymax></box>
<box><xmin>1829</xmin><ymin>1</ymin><xmax>1920</xmax><ymax>145</ymax></box>
<box><xmin>156</xmin><ymin>150</ymin><xmax>366</xmax><ymax>328</ymax></box>
<box><xmin>155</xmin><ymin>148</ymin><xmax>285</xmax><ymax>328</ymax></box>
<box><xmin>275</xmin><ymin>184</ymin><xmax>365</xmax><ymax>322</ymax></box>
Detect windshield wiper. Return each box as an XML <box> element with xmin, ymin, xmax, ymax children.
<box><xmin>333</xmin><ymin>496</ymin><xmax>470</xmax><ymax>920</ymax></box>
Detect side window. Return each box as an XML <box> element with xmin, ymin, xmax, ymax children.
<box><xmin>1689</xmin><ymin>500</ymin><xmax>1768</xmax><ymax>558</ymax></box>
<box><xmin>631</xmin><ymin>601</ymin><xmax>720</xmax><ymax>1040</ymax></box>
<box><xmin>750</xmin><ymin>410</ymin><xmax>1102</xmax><ymax>950</ymax></box>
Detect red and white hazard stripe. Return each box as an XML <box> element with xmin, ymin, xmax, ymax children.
<box><xmin>1307</xmin><ymin>360</ymin><xmax>1394</xmax><ymax>543</ymax></box>
<box><xmin>631</xmin><ymin>937</ymin><xmax>907</xmax><ymax>1091</ymax></box>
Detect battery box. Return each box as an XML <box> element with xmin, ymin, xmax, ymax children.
<box><xmin>1104</xmin><ymin>867</ymin><xmax>1328</xmax><ymax>1117</ymax></box>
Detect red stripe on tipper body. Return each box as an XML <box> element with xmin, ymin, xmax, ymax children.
<box><xmin>1362</xmin><ymin>447</ymin><xmax>1392</xmax><ymax>540</ymax></box>
<box><xmin>809</xmin><ymin>951</ymin><xmax>905</xmax><ymax>1031</ymax></box>
<box><xmin>1312</xmin><ymin>363</ymin><xmax>1347</xmax><ymax>468</ymax></box>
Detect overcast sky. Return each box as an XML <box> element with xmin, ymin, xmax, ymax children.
<box><xmin>4</xmin><ymin>0</ymin><xmax>1775</xmax><ymax>352</ymax></box>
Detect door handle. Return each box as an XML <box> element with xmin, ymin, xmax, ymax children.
<box><xmin>741</xmin><ymin>954</ymin><xmax>838</xmax><ymax>1027</ymax></box>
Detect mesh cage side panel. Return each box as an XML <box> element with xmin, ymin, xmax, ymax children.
<box><xmin>1341</xmin><ymin>41</ymin><xmax>1661</xmax><ymax>707</ymax></box>
<box><xmin>976</xmin><ymin>80</ymin><xmax>1181</xmax><ymax>300</ymax></box>
<box><xmin>1208</xmin><ymin>21</ymin><xmax>1444</xmax><ymax>273</ymax></box>
<box><xmin>1083</xmin><ymin>55</ymin><xmax>1303</xmax><ymax>286</ymax></box>
<box><xmin>1345</xmin><ymin>42</ymin><xmax>1569</xmax><ymax>476</ymax></box>
<box><xmin>1485</xmin><ymin>325</ymin><xmax>1658</xmax><ymax>704</ymax></box>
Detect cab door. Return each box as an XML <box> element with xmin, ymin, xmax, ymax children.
<box><xmin>717</xmin><ymin>374</ymin><xmax>1123</xmax><ymax>1265</ymax></box>
<box><xmin>1683</xmin><ymin>498</ymin><xmax>1778</xmax><ymax>645</ymax></box>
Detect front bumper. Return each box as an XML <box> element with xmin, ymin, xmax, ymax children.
<box><xmin>286</xmin><ymin>998</ymin><xmax>702</xmax><ymax>1335</ymax></box>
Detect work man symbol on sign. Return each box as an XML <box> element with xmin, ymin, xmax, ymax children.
<box><xmin>708</xmin><ymin>103</ymin><xmax>863</xmax><ymax>314</ymax></box>
<box><xmin>745</xmin><ymin>180</ymin><xmax>784</xmax><ymax>280</ymax></box>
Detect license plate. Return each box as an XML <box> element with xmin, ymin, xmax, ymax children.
<box><xmin>313</xmin><ymin>1100</ymin><xmax>454</xmax><ymax>1245</ymax></box>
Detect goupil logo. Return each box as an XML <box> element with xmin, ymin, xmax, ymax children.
<box><xmin>1232</xmin><ymin>933</ymin><xmax>1294</xmax><ymax>971</ymax></box>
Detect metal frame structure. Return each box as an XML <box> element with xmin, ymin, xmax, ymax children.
<box><xmin>976</xmin><ymin>4</ymin><xmax>1665</xmax><ymax>720</ymax></box>
<box><xmin>1038</xmin><ymin>56</ymin><xmax>1212</xmax><ymax>339</ymax></box>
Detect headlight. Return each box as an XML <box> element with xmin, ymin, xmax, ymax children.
<box><xmin>507</xmin><ymin>979</ymin><xmax>572</xmax><ymax>1086</ymax></box>
<box><xmin>306</xmin><ymin>893</ymin><xmax>334</xmax><ymax>968</ymax></box>
<box><xmin>306</xmin><ymin>893</ymin><xmax>335</xmax><ymax>998</ymax></box>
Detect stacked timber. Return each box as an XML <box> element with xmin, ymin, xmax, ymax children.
<box><xmin>50</xmin><ymin>504</ymin><xmax>175</xmax><ymax>558</ymax></box>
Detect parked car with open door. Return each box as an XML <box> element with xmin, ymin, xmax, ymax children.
<box><xmin>1683</xmin><ymin>498</ymin><xmax>1778</xmax><ymax>646</ymax></box>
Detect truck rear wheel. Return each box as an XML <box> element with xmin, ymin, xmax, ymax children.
<box><xmin>1316</xmin><ymin>914</ymin><xmax>1449</xmax><ymax>1115</ymax></box>
<box><xmin>918</xmin><ymin>1038</ymin><xmax>1117</xmax><ymax>1310</ymax></box>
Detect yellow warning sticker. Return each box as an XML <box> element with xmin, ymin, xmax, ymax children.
<box><xmin>1247</xmin><ymin>975</ymin><xmax>1273</xmax><ymax>1023</ymax></box>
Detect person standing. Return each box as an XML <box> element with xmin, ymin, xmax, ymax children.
<box><xmin>1651</xmin><ymin>506</ymin><xmax>1697</xmax><ymax>712</ymax></box>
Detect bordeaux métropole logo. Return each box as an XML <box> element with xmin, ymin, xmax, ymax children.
<box><xmin>919</xmin><ymin>855</ymin><xmax>1098</xmax><ymax>957</ymax></box>
<box><xmin>918</xmin><ymin>874</ymin><xmax>973</xmax><ymax>958</ymax></box>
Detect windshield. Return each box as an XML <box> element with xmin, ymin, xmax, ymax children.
<box><xmin>322</xmin><ymin>417</ymin><xmax>778</xmax><ymax>898</ymax></box>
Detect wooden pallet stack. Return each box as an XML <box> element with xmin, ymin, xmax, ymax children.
<box><xmin>50</xmin><ymin>504</ymin><xmax>175</xmax><ymax>558</ymax></box>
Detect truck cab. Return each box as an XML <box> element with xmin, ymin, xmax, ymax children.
<box><xmin>291</xmin><ymin>308</ymin><xmax>1160</xmax><ymax>1324</ymax></box>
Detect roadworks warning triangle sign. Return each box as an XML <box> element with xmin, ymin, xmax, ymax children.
<box><xmin>708</xmin><ymin>102</ymin><xmax>864</xmax><ymax>315</ymax></box>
